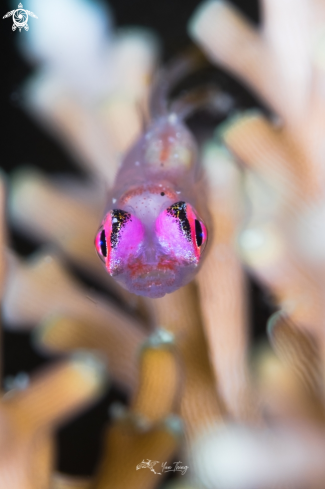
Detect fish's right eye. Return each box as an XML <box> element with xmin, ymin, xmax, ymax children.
<box><xmin>95</xmin><ymin>227</ymin><xmax>107</xmax><ymax>262</ymax></box>
<box><xmin>99</xmin><ymin>229</ymin><xmax>107</xmax><ymax>257</ymax></box>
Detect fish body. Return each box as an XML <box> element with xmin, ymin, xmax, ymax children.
<box><xmin>95</xmin><ymin>59</ymin><xmax>208</xmax><ymax>298</ymax></box>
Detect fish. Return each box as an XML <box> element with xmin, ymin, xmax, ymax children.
<box><xmin>95</xmin><ymin>52</ymin><xmax>211</xmax><ymax>298</ymax></box>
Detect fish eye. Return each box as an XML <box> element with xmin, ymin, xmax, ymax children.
<box><xmin>95</xmin><ymin>209</ymin><xmax>145</xmax><ymax>274</ymax></box>
<box><xmin>110</xmin><ymin>209</ymin><xmax>132</xmax><ymax>249</ymax></box>
<box><xmin>155</xmin><ymin>201</ymin><xmax>208</xmax><ymax>263</ymax></box>
<box><xmin>165</xmin><ymin>202</ymin><xmax>207</xmax><ymax>250</ymax></box>
<box><xmin>95</xmin><ymin>227</ymin><xmax>107</xmax><ymax>263</ymax></box>
<box><xmin>166</xmin><ymin>201</ymin><xmax>191</xmax><ymax>239</ymax></box>
<box><xmin>99</xmin><ymin>229</ymin><xmax>107</xmax><ymax>257</ymax></box>
<box><xmin>195</xmin><ymin>219</ymin><xmax>203</xmax><ymax>247</ymax></box>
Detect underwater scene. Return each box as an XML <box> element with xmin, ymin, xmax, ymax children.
<box><xmin>2</xmin><ymin>0</ymin><xmax>325</xmax><ymax>488</ymax></box>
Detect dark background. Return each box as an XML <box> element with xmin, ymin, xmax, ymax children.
<box><xmin>0</xmin><ymin>0</ymin><xmax>273</xmax><ymax>477</ymax></box>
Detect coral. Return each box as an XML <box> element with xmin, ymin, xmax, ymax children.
<box><xmin>188</xmin><ymin>0</ymin><xmax>325</xmax><ymax>487</ymax></box>
<box><xmin>190</xmin><ymin>0</ymin><xmax>325</xmax><ymax>335</ymax></box>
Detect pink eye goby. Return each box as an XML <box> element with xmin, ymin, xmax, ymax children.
<box><xmin>95</xmin><ymin>54</ymin><xmax>210</xmax><ymax>298</ymax></box>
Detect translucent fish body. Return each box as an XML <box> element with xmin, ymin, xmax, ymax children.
<box><xmin>95</xmin><ymin>112</ymin><xmax>208</xmax><ymax>298</ymax></box>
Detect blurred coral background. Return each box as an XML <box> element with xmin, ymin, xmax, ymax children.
<box><xmin>3</xmin><ymin>0</ymin><xmax>325</xmax><ymax>488</ymax></box>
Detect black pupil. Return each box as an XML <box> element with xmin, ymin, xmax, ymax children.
<box><xmin>100</xmin><ymin>229</ymin><xmax>107</xmax><ymax>257</ymax></box>
<box><xmin>195</xmin><ymin>219</ymin><xmax>203</xmax><ymax>247</ymax></box>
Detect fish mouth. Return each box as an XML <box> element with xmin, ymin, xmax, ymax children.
<box><xmin>115</xmin><ymin>257</ymin><xmax>197</xmax><ymax>298</ymax></box>
<box><xmin>126</xmin><ymin>260</ymin><xmax>178</xmax><ymax>296</ymax></box>
<box><xmin>132</xmin><ymin>266</ymin><xmax>176</xmax><ymax>287</ymax></box>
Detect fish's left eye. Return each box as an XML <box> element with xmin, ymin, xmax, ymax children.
<box><xmin>184</xmin><ymin>204</ymin><xmax>207</xmax><ymax>254</ymax></box>
<box><xmin>195</xmin><ymin>219</ymin><xmax>203</xmax><ymax>247</ymax></box>
<box><xmin>155</xmin><ymin>201</ymin><xmax>207</xmax><ymax>263</ymax></box>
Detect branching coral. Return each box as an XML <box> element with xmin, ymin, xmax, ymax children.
<box><xmin>188</xmin><ymin>0</ymin><xmax>325</xmax><ymax>487</ymax></box>
<box><xmin>19</xmin><ymin>0</ymin><xmax>158</xmax><ymax>186</ymax></box>
<box><xmin>190</xmin><ymin>0</ymin><xmax>325</xmax><ymax>335</ymax></box>
<box><xmin>0</xmin><ymin>342</ymin><xmax>106</xmax><ymax>488</ymax></box>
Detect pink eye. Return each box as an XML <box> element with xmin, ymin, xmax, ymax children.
<box><xmin>184</xmin><ymin>202</ymin><xmax>208</xmax><ymax>253</ymax></box>
<box><xmin>95</xmin><ymin>209</ymin><xmax>145</xmax><ymax>274</ymax></box>
<box><xmin>195</xmin><ymin>219</ymin><xmax>204</xmax><ymax>247</ymax></box>
<box><xmin>95</xmin><ymin>227</ymin><xmax>108</xmax><ymax>262</ymax></box>
<box><xmin>155</xmin><ymin>201</ymin><xmax>207</xmax><ymax>263</ymax></box>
